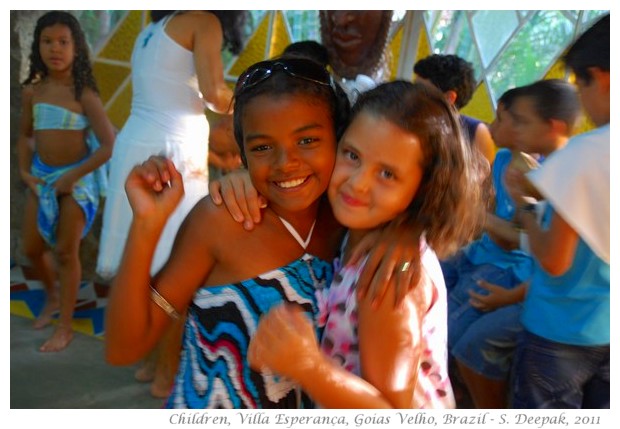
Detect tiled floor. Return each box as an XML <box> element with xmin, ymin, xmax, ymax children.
<box><xmin>10</xmin><ymin>264</ymin><xmax>108</xmax><ymax>337</ymax></box>
<box><xmin>9</xmin><ymin>264</ymin><xmax>163</xmax><ymax>409</ymax></box>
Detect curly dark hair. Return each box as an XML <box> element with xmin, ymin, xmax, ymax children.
<box><xmin>22</xmin><ymin>11</ymin><xmax>98</xmax><ymax>100</ymax></box>
<box><xmin>232</xmin><ymin>57</ymin><xmax>351</xmax><ymax>166</ymax></box>
<box><xmin>414</xmin><ymin>54</ymin><xmax>476</xmax><ymax>109</ymax></box>
<box><xmin>352</xmin><ymin>81</ymin><xmax>487</xmax><ymax>257</ymax></box>
<box><xmin>150</xmin><ymin>11</ymin><xmax>247</xmax><ymax>55</ymax></box>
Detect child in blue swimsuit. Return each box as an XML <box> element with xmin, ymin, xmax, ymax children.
<box><xmin>17</xmin><ymin>11</ymin><xmax>115</xmax><ymax>352</ymax></box>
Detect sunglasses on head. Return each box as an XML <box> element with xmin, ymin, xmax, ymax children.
<box><xmin>234</xmin><ymin>58</ymin><xmax>336</xmax><ymax>96</ymax></box>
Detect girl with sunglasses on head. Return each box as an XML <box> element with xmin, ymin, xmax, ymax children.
<box><xmin>105</xmin><ymin>57</ymin><xmax>351</xmax><ymax>408</ymax></box>
<box><xmin>246</xmin><ymin>81</ymin><xmax>487</xmax><ymax>408</ymax></box>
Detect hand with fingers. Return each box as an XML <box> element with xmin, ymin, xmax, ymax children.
<box><xmin>125</xmin><ymin>155</ymin><xmax>185</xmax><ymax>224</ymax></box>
<box><xmin>504</xmin><ymin>166</ymin><xmax>534</xmax><ymax>207</ymax></box>
<box><xmin>352</xmin><ymin>216</ymin><xmax>424</xmax><ymax>308</ymax></box>
<box><xmin>468</xmin><ymin>279</ymin><xmax>517</xmax><ymax>312</ymax></box>
<box><xmin>208</xmin><ymin>168</ymin><xmax>267</xmax><ymax>231</ymax></box>
<box><xmin>20</xmin><ymin>171</ymin><xmax>44</xmax><ymax>195</ymax></box>
<box><xmin>52</xmin><ymin>170</ymin><xmax>79</xmax><ymax>196</ymax></box>
<box><xmin>248</xmin><ymin>304</ymin><xmax>321</xmax><ymax>380</ymax></box>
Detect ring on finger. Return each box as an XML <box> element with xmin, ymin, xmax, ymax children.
<box><xmin>400</xmin><ymin>261</ymin><xmax>411</xmax><ymax>272</ymax></box>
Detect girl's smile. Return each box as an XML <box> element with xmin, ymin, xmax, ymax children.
<box><xmin>242</xmin><ymin>94</ymin><xmax>337</xmax><ymax>218</ymax></box>
<box><xmin>329</xmin><ymin>111</ymin><xmax>424</xmax><ymax>231</ymax></box>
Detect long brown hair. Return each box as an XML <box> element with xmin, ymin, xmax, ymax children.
<box><xmin>352</xmin><ymin>81</ymin><xmax>488</xmax><ymax>257</ymax></box>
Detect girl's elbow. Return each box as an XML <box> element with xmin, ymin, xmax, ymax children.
<box><xmin>101</xmin><ymin>141</ymin><xmax>114</xmax><ymax>161</ymax></box>
<box><xmin>201</xmin><ymin>88</ymin><xmax>232</xmax><ymax>114</ymax></box>
<box><xmin>104</xmin><ymin>148</ymin><xmax>113</xmax><ymax>163</ymax></box>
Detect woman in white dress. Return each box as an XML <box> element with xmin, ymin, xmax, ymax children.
<box><xmin>96</xmin><ymin>10</ymin><xmax>246</xmax><ymax>397</ymax></box>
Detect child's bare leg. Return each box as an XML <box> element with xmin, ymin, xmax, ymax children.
<box><xmin>40</xmin><ymin>196</ymin><xmax>85</xmax><ymax>353</ymax></box>
<box><xmin>456</xmin><ymin>358</ymin><xmax>508</xmax><ymax>408</ymax></box>
<box><xmin>151</xmin><ymin>315</ymin><xmax>185</xmax><ymax>398</ymax></box>
<box><xmin>134</xmin><ymin>351</ymin><xmax>158</xmax><ymax>382</ymax></box>
<box><xmin>22</xmin><ymin>192</ymin><xmax>59</xmax><ymax>329</ymax></box>
<box><xmin>32</xmin><ymin>249</ymin><xmax>59</xmax><ymax>329</ymax></box>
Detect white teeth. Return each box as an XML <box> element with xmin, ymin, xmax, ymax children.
<box><xmin>277</xmin><ymin>178</ymin><xmax>306</xmax><ymax>188</ymax></box>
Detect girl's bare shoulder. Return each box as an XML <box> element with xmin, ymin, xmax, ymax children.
<box><xmin>182</xmin><ymin>11</ymin><xmax>220</xmax><ymax>26</ymax></box>
<box><xmin>79</xmin><ymin>86</ymin><xmax>101</xmax><ymax>104</ymax></box>
<box><xmin>168</xmin><ymin>11</ymin><xmax>220</xmax><ymax>39</ymax></box>
<box><xmin>183</xmin><ymin>195</ymin><xmax>251</xmax><ymax>244</ymax></box>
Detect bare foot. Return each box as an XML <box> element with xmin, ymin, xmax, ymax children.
<box><xmin>33</xmin><ymin>297</ymin><xmax>60</xmax><ymax>330</ymax></box>
<box><xmin>39</xmin><ymin>325</ymin><xmax>73</xmax><ymax>352</ymax></box>
<box><xmin>134</xmin><ymin>361</ymin><xmax>156</xmax><ymax>383</ymax></box>
<box><xmin>150</xmin><ymin>377</ymin><xmax>173</xmax><ymax>398</ymax></box>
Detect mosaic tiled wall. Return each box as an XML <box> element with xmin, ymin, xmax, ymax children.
<box><xmin>93</xmin><ymin>10</ymin><xmax>607</xmax><ymax>130</ymax></box>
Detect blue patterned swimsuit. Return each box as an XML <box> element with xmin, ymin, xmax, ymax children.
<box><xmin>31</xmin><ymin>103</ymin><xmax>108</xmax><ymax>246</ymax></box>
<box><xmin>165</xmin><ymin>254</ymin><xmax>333</xmax><ymax>409</ymax></box>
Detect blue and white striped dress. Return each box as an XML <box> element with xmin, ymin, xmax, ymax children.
<box><xmin>165</xmin><ymin>254</ymin><xmax>333</xmax><ymax>409</ymax></box>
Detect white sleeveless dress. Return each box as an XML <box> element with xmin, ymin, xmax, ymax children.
<box><xmin>97</xmin><ymin>14</ymin><xmax>210</xmax><ymax>278</ymax></box>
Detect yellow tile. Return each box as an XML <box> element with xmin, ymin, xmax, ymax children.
<box><xmin>389</xmin><ymin>25</ymin><xmax>403</xmax><ymax>80</ymax></box>
<box><xmin>10</xmin><ymin>301</ymin><xmax>35</xmax><ymax>319</ymax></box>
<box><xmin>228</xmin><ymin>13</ymin><xmax>273</xmax><ymax>77</ymax></box>
<box><xmin>544</xmin><ymin>60</ymin><xmax>568</xmax><ymax>80</ymax></box>
<box><xmin>415</xmin><ymin>28</ymin><xmax>432</xmax><ymax>79</ymax></box>
<box><xmin>96</xmin><ymin>11</ymin><xmax>145</xmax><ymax>63</ymax></box>
<box><xmin>268</xmin><ymin>11</ymin><xmax>292</xmax><ymax>60</ymax></box>
<box><xmin>461</xmin><ymin>83</ymin><xmax>495</xmax><ymax>124</ymax></box>
<box><xmin>93</xmin><ymin>62</ymin><xmax>131</xmax><ymax>105</ymax></box>
<box><xmin>107</xmin><ymin>83</ymin><xmax>133</xmax><ymax>130</ymax></box>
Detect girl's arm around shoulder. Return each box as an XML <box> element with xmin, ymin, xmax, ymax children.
<box><xmin>358</xmin><ymin>264</ymin><xmax>432</xmax><ymax>408</ymax></box>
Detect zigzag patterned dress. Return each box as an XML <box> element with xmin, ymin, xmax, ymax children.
<box><xmin>165</xmin><ymin>254</ymin><xmax>333</xmax><ymax>408</ymax></box>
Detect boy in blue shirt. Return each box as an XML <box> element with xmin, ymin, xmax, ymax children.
<box><xmin>450</xmin><ymin>79</ymin><xmax>580</xmax><ymax>408</ymax></box>
<box><xmin>506</xmin><ymin>14</ymin><xmax>610</xmax><ymax>409</ymax></box>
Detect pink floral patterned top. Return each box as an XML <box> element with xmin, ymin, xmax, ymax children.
<box><xmin>316</xmin><ymin>237</ymin><xmax>456</xmax><ymax>408</ymax></box>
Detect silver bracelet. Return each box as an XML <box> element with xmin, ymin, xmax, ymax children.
<box><xmin>150</xmin><ymin>285</ymin><xmax>181</xmax><ymax>320</ymax></box>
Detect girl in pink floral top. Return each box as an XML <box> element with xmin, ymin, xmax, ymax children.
<box><xmin>249</xmin><ymin>81</ymin><xmax>486</xmax><ymax>408</ymax></box>
<box><xmin>316</xmin><ymin>237</ymin><xmax>454</xmax><ymax>408</ymax></box>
